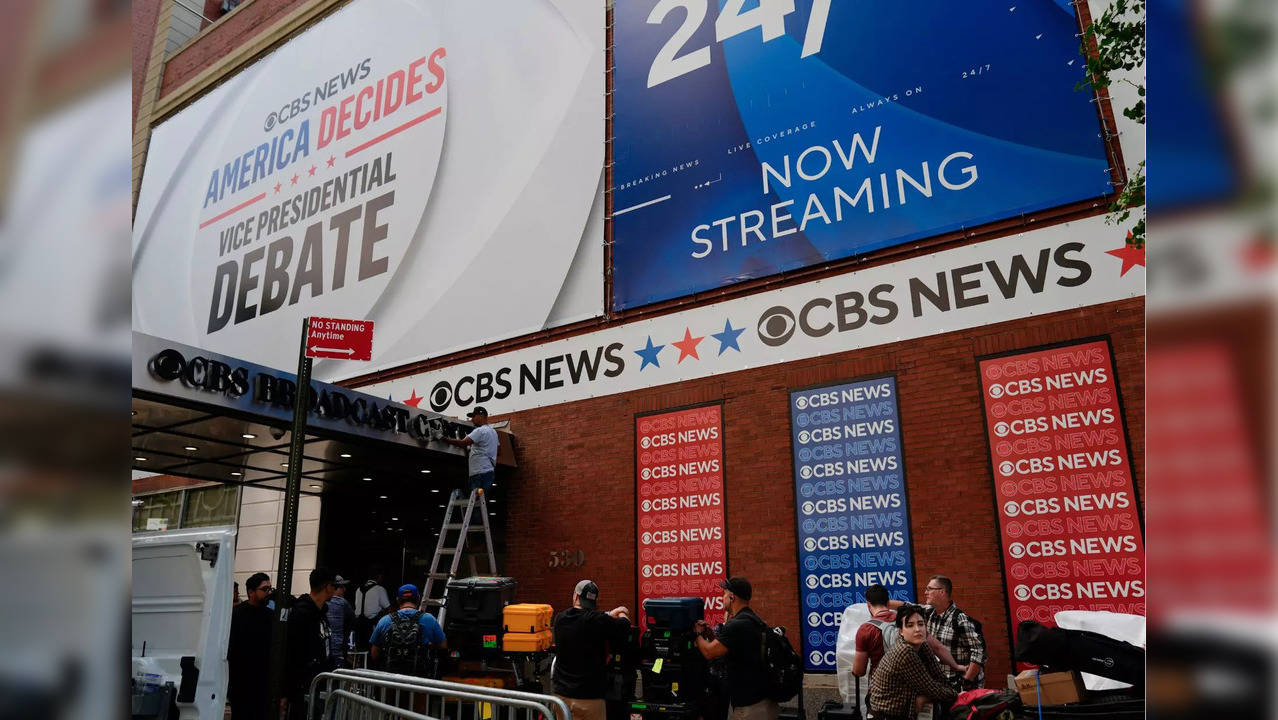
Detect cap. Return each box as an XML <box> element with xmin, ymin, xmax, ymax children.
<box><xmin>574</xmin><ymin>579</ymin><xmax>599</xmax><ymax>609</ymax></box>
<box><xmin>718</xmin><ymin>576</ymin><xmax>752</xmax><ymax>601</ymax></box>
<box><xmin>333</xmin><ymin>574</ymin><xmax>349</xmax><ymax>586</ymax></box>
<box><xmin>398</xmin><ymin>583</ymin><xmax>419</xmax><ymax>598</ymax></box>
<box><xmin>466</xmin><ymin>406</ymin><xmax>489</xmax><ymax>418</ymax></box>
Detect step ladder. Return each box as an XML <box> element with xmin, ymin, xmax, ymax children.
<box><xmin>421</xmin><ymin>488</ymin><xmax>497</xmax><ymax>628</ymax></box>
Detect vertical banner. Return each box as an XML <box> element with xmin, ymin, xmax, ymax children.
<box><xmin>978</xmin><ymin>340</ymin><xmax>1145</xmax><ymax>629</ymax></box>
<box><xmin>790</xmin><ymin>377</ymin><xmax>913</xmax><ymax>671</ymax></box>
<box><xmin>636</xmin><ymin>405</ymin><xmax>727</xmax><ymax>629</ymax></box>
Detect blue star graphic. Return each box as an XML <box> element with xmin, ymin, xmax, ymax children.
<box><xmin>711</xmin><ymin>319</ymin><xmax>745</xmax><ymax>355</ymax></box>
<box><xmin>635</xmin><ymin>336</ymin><xmax>664</xmax><ymax>370</ymax></box>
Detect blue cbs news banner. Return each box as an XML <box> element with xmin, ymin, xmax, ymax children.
<box><xmin>791</xmin><ymin>377</ymin><xmax>915</xmax><ymax>671</ymax></box>
<box><xmin>612</xmin><ymin>0</ymin><xmax>1113</xmax><ymax>310</ymax></box>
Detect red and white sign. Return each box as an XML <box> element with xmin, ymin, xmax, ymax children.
<box><xmin>636</xmin><ymin>405</ymin><xmax>727</xmax><ymax>628</ymax></box>
<box><xmin>979</xmin><ymin>340</ymin><xmax>1145</xmax><ymax>628</ymax></box>
<box><xmin>307</xmin><ymin>316</ymin><xmax>374</xmax><ymax>361</ymax></box>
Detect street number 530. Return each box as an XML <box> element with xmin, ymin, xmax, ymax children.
<box><xmin>646</xmin><ymin>0</ymin><xmax>833</xmax><ymax>88</ymax></box>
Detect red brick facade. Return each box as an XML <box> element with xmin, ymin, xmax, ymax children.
<box><xmin>500</xmin><ymin>297</ymin><xmax>1144</xmax><ymax>682</ymax></box>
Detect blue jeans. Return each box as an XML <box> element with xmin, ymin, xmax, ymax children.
<box><xmin>469</xmin><ymin>470</ymin><xmax>494</xmax><ymax>493</ymax></box>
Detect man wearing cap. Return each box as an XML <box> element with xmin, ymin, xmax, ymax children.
<box><xmin>444</xmin><ymin>406</ymin><xmax>499</xmax><ymax>494</ymax></box>
<box><xmin>284</xmin><ymin>567</ymin><xmax>338</xmax><ymax>720</ymax></box>
<box><xmin>325</xmin><ymin>574</ymin><xmax>355</xmax><ymax>668</ymax></box>
<box><xmin>369</xmin><ymin>584</ymin><xmax>446</xmax><ymax>676</ymax></box>
<box><xmin>694</xmin><ymin>577</ymin><xmax>778</xmax><ymax>720</ymax></box>
<box><xmin>551</xmin><ymin>580</ymin><xmax>632</xmax><ymax>720</ymax></box>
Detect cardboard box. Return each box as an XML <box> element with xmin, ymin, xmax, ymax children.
<box><xmin>1015</xmin><ymin>669</ymin><xmax>1085</xmax><ymax>706</ymax></box>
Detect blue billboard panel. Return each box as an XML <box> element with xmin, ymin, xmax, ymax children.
<box><xmin>612</xmin><ymin>0</ymin><xmax>1113</xmax><ymax>311</ymax></box>
<box><xmin>790</xmin><ymin>376</ymin><xmax>915</xmax><ymax>671</ymax></box>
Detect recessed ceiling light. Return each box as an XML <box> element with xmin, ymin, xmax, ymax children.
<box><xmin>362</xmin><ymin>477</ymin><xmax>372</xmax><ymax>482</ymax></box>
<box><xmin>430</xmin><ymin>488</ymin><xmax>440</xmax><ymax>493</ymax></box>
<box><xmin>421</xmin><ymin>469</ymin><xmax>431</xmax><ymax>474</ymax></box>
<box><xmin>184</xmin><ymin>446</ymin><xmax>198</xmax><ymax>451</ymax></box>
<box><xmin>242</xmin><ymin>433</ymin><xmax>256</xmax><ymax>439</ymax></box>
<box><xmin>340</xmin><ymin>453</ymin><xmax>352</xmax><ymax>458</ymax></box>
<box><xmin>380</xmin><ymin>495</ymin><xmax>388</xmax><ymax>499</ymax></box>
<box><xmin>392</xmin><ymin>517</ymin><xmax>399</xmax><ymax>521</ymax></box>
<box><xmin>134</xmin><ymin>456</ymin><xmax>147</xmax><ymax>462</ymax></box>
<box><xmin>492</xmin><ymin>483</ymin><xmax>498</xmax><ymax>487</ymax></box>
<box><xmin>438</xmin><ymin>504</ymin><xmax>445</xmax><ymax>508</ymax></box>
<box><xmin>231</xmin><ymin>472</ymin><xmax>242</xmax><ymax>477</ymax></box>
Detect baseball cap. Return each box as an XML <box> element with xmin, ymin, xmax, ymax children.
<box><xmin>333</xmin><ymin>574</ymin><xmax>349</xmax><ymax>586</ymax></box>
<box><xmin>398</xmin><ymin>583</ymin><xmax>419</xmax><ymax>599</ymax></box>
<box><xmin>466</xmin><ymin>406</ymin><xmax>489</xmax><ymax>418</ymax></box>
<box><xmin>718</xmin><ymin>577</ymin><xmax>752</xmax><ymax>601</ymax></box>
<box><xmin>574</xmin><ymin>579</ymin><xmax>599</xmax><ymax>609</ymax></box>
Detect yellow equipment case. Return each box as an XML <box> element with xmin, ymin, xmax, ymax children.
<box><xmin>501</xmin><ymin>629</ymin><xmax>553</xmax><ymax>653</ymax></box>
<box><xmin>502</xmin><ymin>603</ymin><xmax>554</xmax><ymax>634</ymax></box>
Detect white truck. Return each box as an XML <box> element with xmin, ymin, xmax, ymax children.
<box><xmin>132</xmin><ymin>527</ymin><xmax>235</xmax><ymax>720</ymax></box>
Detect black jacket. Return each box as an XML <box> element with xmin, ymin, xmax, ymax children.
<box><xmin>285</xmin><ymin>594</ymin><xmax>331</xmax><ymax>698</ymax></box>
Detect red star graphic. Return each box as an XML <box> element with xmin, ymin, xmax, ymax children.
<box><xmin>327</xmin><ymin>156</ymin><xmax>336</xmax><ymax>167</ymax></box>
<box><xmin>672</xmin><ymin>328</ymin><xmax>704</xmax><ymax>363</ymax></box>
<box><xmin>1106</xmin><ymin>245</ymin><xmax>1145</xmax><ymax>276</ymax></box>
<box><xmin>308</xmin><ymin>165</ymin><xmax>317</xmax><ymax>176</ymax></box>
<box><xmin>290</xmin><ymin>173</ymin><xmax>299</xmax><ymax>185</ymax></box>
<box><xmin>273</xmin><ymin>182</ymin><xmax>281</xmax><ymax>194</ymax></box>
<box><xmin>404</xmin><ymin>389</ymin><xmax>423</xmax><ymax>408</ymax></box>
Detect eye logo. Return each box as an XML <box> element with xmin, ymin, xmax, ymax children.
<box><xmin>429</xmin><ymin>381</ymin><xmax>453</xmax><ymax>412</ymax></box>
<box><xmin>757</xmin><ymin>305</ymin><xmax>796</xmax><ymax>347</ymax></box>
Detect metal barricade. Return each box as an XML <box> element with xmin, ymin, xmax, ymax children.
<box><xmin>308</xmin><ymin>668</ymin><xmax>572</xmax><ymax>720</ymax></box>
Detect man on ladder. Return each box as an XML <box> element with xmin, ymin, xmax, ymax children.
<box><xmin>427</xmin><ymin>406</ymin><xmax>501</xmax><ymax>626</ymax></box>
<box><xmin>444</xmin><ymin>406</ymin><xmax>499</xmax><ymax>496</ymax></box>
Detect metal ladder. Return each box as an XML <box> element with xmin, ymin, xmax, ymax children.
<box><xmin>421</xmin><ymin>488</ymin><xmax>497</xmax><ymax>627</ymax></box>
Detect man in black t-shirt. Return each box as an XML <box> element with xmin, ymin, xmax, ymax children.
<box><xmin>694</xmin><ymin>577</ymin><xmax>779</xmax><ymax>720</ymax></box>
<box><xmin>552</xmin><ymin>579</ymin><xmax>632</xmax><ymax>720</ymax></box>
<box><xmin>228</xmin><ymin>573</ymin><xmax>273</xmax><ymax>720</ymax></box>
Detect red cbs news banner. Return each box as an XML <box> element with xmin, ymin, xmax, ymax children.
<box><xmin>636</xmin><ymin>405</ymin><xmax>727</xmax><ymax>629</ymax></box>
<box><xmin>979</xmin><ymin>340</ymin><xmax>1145</xmax><ymax>627</ymax></box>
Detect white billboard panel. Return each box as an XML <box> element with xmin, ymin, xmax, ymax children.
<box><xmin>133</xmin><ymin>0</ymin><xmax>603</xmax><ymax>379</ymax></box>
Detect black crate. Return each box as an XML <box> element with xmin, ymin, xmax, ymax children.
<box><xmin>640</xmin><ymin>629</ymin><xmax>700</xmax><ymax>661</ymax></box>
<box><xmin>444</xmin><ymin>576</ymin><xmax>516</xmax><ymax>634</ymax></box>
<box><xmin>642</xmin><ymin>598</ymin><xmax>704</xmax><ymax>631</ymax></box>
<box><xmin>640</xmin><ymin>657</ymin><xmax>707</xmax><ymax>704</ymax></box>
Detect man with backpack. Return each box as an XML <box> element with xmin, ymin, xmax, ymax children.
<box><xmin>919</xmin><ymin>575</ymin><xmax>986</xmax><ymax>691</ymax></box>
<box><xmin>854</xmin><ymin>584</ymin><xmax>965</xmax><ymax>682</ymax></box>
<box><xmin>369</xmin><ymin>584</ymin><xmax>446</xmax><ymax>677</ymax></box>
<box><xmin>693</xmin><ymin>577</ymin><xmax>783</xmax><ymax>720</ymax></box>
<box><xmin>354</xmin><ymin>566</ymin><xmax>391</xmax><ymax>651</ymax></box>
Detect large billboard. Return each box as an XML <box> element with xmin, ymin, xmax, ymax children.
<box><xmin>362</xmin><ymin>216</ymin><xmax>1143</xmax><ymax>416</ymax></box>
<box><xmin>611</xmin><ymin>0</ymin><xmax>1114</xmax><ymax>310</ymax></box>
<box><xmin>790</xmin><ymin>377</ymin><xmax>914</xmax><ymax>671</ymax></box>
<box><xmin>636</xmin><ymin>405</ymin><xmax>728</xmax><ymax>628</ymax></box>
<box><xmin>134</xmin><ymin>0</ymin><xmax>603</xmax><ymax>379</ymax></box>
<box><xmin>978</xmin><ymin>340</ymin><xmax>1145</xmax><ymax>630</ymax></box>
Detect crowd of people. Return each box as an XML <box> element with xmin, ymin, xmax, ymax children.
<box><xmin>226</xmin><ymin>567</ymin><xmax>985</xmax><ymax>720</ymax></box>
<box><xmin>226</xmin><ymin>566</ymin><xmax>446</xmax><ymax>720</ymax></box>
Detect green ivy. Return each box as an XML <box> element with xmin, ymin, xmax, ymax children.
<box><xmin>1078</xmin><ymin>0</ymin><xmax>1146</xmax><ymax>248</ymax></box>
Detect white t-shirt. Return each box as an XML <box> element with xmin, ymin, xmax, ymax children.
<box><xmin>355</xmin><ymin>583</ymin><xmax>390</xmax><ymax>619</ymax></box>
<box><xmin>467</xmin><ymin>425</ymin><xmax>498</xmax><ymax>475</ymax></box>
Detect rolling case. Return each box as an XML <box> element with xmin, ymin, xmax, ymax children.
<box><xmin>1015</xmin><ymin>621</ymin><xmax>1145</xmax><ymax>688</ymax></box>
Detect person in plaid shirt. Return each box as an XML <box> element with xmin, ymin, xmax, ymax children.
<box><xmin>920</xmin><ymin>575</ymin><xmax>985</xmax><ymax>690</ymax></box>
<box><xmin>867</xmin><ymin>604</ymin><xmax>957</xmax><ymax>720</ymax></box>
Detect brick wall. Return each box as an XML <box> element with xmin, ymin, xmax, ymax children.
<box><xmin>500</xmin><ymin>297</ymin><xmax>1144</xmax><ymax>684</ymax></box>
<box><xmin>131</xmin><ymin>0</ymin><xmax>162</xmax><ymax>124</ymax></box>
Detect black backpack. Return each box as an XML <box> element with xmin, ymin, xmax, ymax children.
<box><xmin>384</xmin><ymin>611</ymin><xmax>426</xmax><ymax>675</ymax></box>
<box><xmin>746</xmin><ymin>614</ymin><xmax>803</xmax><ymax>703</ymax></box>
